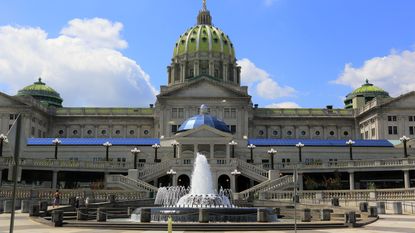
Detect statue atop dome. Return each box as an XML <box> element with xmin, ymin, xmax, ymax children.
<box><xmin>197</xmin><ymin>0</ymin><xmax>212</xmax><ymax>25</ymax></box>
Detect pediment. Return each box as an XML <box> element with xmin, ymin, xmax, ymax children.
<box><xmin>175</xmin><ymin>124</ymin><xmax>232</xmax><ymax>138</ymax></box>
<box><xmin>158</xmin><ymin>77</ymin><xmax>250</xmax><ymax>99</ymax></box>
<box><xmin>381</xmin><ymin>92</ymin><xmax>415</xmax><ymax>109</ymax></box>
<box><xmin>0</xmin><ymin>92</ymin><xmax>27</xmax><ymax>107</ymax></box>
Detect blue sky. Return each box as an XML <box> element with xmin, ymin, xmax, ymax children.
<box><xmin>1</xmin><ymin>0</ymin><xmax>415</xmax><ymax>108</ymax></box>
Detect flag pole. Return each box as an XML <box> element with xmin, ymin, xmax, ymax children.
<box><xmin>9</xmin><ymin>114</ymin><xmax>21</xmax><ymax>233</ymax></box>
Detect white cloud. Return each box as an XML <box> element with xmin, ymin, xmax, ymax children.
<box><xmin>265</xmin><ymin>102</ymin><xmax>300</xmax><ymax>108</ymax></box>
<box><xmin>239</xmin><ymin>58</ymin><xmax>295</xmax><ymax>99</ymax></box>
<box><xmin>0</xmin><ymin>18</ymin><xmax>157</xmax><ymax>107</ymax></box>
<box><xmin>335</xmin><ymin>49</ymin><xmax>415</xmax><ymax>97</ymax></box>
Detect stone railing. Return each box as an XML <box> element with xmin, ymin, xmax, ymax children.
<box><xmin>0</xmin><ymin>188</ymin><xmax>148</xmax><ymax>202</ymax></box>
<box><xmin>265</xmin><ymin>188</ymin><xmax>415</xmax><ymax>202</ymax></box>
<box><xmin>106</xmin><ymin>175</ymin><xmax>158</xmax><ymax>192</ymax></box>
<box><xmin>275</xmin><ymin>158</ymin><xmax>415</xmax><ymax>171</ymax></box>
<box><xmin>235</xmin><ymin>159</ymin><xmax>268</xmax><ymax>181</ymax></box>
<box><xmin>0</xmin><ymin>157</ymin><xmax>132</xmax><ymax>171</ymax></box>
<box><xmin>236</xmin><ymin>175</ymin><xmax>294</xmax><ymax>200</ymax></box>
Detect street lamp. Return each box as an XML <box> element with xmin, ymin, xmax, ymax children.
<box><xmin>166</xmin><ymin>168</ymin><xmax>176</xmax><ymax>186</ymax></box>
<box><xmin>346</xmin><ymin>139</ymin><xmax>355</xmax><ymax>161</ymax></box>
<box><xmin>247</xmin><ymin>144</ymin><xmax>256</xmax><ymax>163</ymax></box>
<box><xmin>0</xmin><ymin>134</ymin><xmax>8</xmax><ymax>157</ymax></box>
<box><xmin>400</xmin><ymin>136</ymin><xmax>410</xmax><ymax>158</ymax></box>
<box><xmin>171</xmin><ymin>142</ymin><xmax>179</xmax><ymax>159</ymax></box>
<box><xmin>52</xmin><ymin>138</ymin><xmax>61</xmax><ymax>160</ymax></box>
<box><xmin>229</xmin><ymin>140</ymin><xmax>238</xmax><ymax>158</ymax></box>
<box><xmin>103</xmin><ymin>141</ymin><xmax>112</xmax><ymax>161</ymax></box>
<box><xmin>152</xmin><ymin>143</ymin><xmax>161</xmax><ymax>163</ymax></box>
<box><xmin>130</xmin><ymin>147</ymin><xmax>141</xmax><ymax>169</ymax></box>
<box><xmin>231</xmin><ymin>169</ymin><xmax>241</xmax><ymax>176</ymax></box>
<box><xmin>231</xmin><ymin>169</ymin><xmax>241</xmax><ymax>192</ymax></box>
<box><xmin>295</xmin><ymin>142</ymin><xmax>304</xmax><ymax>163</ymax></box>
<box><xmin>267</xmin><ymin>148</ymin><xmax>277</xmax><ymax>170</ymax></box>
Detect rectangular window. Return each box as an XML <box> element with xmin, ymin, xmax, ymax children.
<box><xmin>230</xmin><ymin>125</ymin><xmax>236</xmax><ymax>134</ymax></box>
<box><xmin>178</xmin><ymin>108</ymin><xmax>184</xmax><ymax>118</ymax></box>
<box><xmin>388</xmin><ymin>116</ymin><xmax>397</xmax><ymax>121</ymax></box>
<box><xmin>409</xmin><ymin>116</ymin><xmax>413</xmax><ymax>122</ymax></box>
<box><xmin>172</xmin><ymin>108</ymin><xmax>177</xmax><ymax>118</ymax></box>
<box><xmin>224</xmin><ymin>108</ymin><xmax>236</xmax><ymax>118</ymax></box>
<box><xmin>171</xmin><ymin>125</ymin><xmax>178</xmax><ymax>133</ymax></box>
<box><xmin>393</xmin><ymin>126</ymin><xmax>398</xmax><ymax>135</ymax></box>
<box><xmin>410</xmin><ymin>126</ymin><xmax>414</xmax><ymax>135</ymax></box>
<box><xmin>171</xmin><ymin>108</ymin><xmax>184</xmax><ymax>118</ymax></box>
<box><xmin>388</xmin><ymin>126</ymin><xmax>393</xmax><ymax>135</ymax></box>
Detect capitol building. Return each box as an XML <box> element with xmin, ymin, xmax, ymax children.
<box><xmin>0</xmin><ymin>1</ymin><xmax>414</xmax><ymax>194</ymax></box>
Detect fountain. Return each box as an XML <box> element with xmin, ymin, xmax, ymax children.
<box><xmin>131</xmin><ymin>153</ymin><xmax>277</xmax><ymax>222</ymax></box>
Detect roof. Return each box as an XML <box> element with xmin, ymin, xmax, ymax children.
<box><xmin>248</xmin><ymin>139</ymin><xmax>394</xmax><ymax>147</ymax></box>
<box><xmin>17</xmin><ymin>78</ymin><xmax>63</xmax><ymax>107</ymax></box>
<box><xmin>27</xmin><ymin>138</ymin><xmax>160</xmax><ymax>146</ymax></box>
<box><xmin>178</xmin><ymin>105</ymin><xmax>230</xmax><ymax>133</ymax></box>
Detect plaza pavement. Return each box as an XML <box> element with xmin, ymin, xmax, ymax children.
<box><xmin>0</xmin><ymin>213</ymin><xmax>414</xmax><ymax>233</ymax></box>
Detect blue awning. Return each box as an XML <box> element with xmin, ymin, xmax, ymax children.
<box><xmin>27</xmin><ymin>138</ymin><xmax>160</xmax><ymax>146</ymax></box>
<box><xmin>247</xmin><ymin>139</ymin><xmax>394</xmax><ymax>147</ymax></box>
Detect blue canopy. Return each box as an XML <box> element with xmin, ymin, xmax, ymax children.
<box><xmin>27</xmin><ymin>138</ymin><xmax>160</xmax><ymax>146</ymax></box>
<box><xmin>248</xmin><ymin>139</ymin><xmax>394</xmax><ymax>147</ymax></box>
<box><xmin>178</xmin><ymin>114</ymin><xmax>230</xmax><ymax>133</ymax></box>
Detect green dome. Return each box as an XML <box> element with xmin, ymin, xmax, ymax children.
<box><xmin>173</xmin><ymin>25</ymin><xmax>235</xmax><ymax>58</ymax></box>
<box><xmin>344</xmin><ymin>79</ymin><xmax>390</xmax><ymax>109</ymax></box>
<box><xmin>17</xmin><ymin>78</ymin><xmax>63</xmax><ymax>108</ymax></box>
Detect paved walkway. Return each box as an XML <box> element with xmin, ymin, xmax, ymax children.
<box><xmin>1</xmin><ymin>213</ymin><xmax>414</xmax><ymax>233</ymax></box>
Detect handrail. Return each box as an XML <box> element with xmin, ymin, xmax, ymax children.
<box><xmin>236</xmin><ymin>175</ymin><xmax>294</xmax><ymax>200</ymax></box>
<box><xmin>235</xmin><ymin>159</ymin><xmax>268</xmax><ymax>180</ymax></box>
<box><xmin>106</xmin><ymin>175</ymin><xmax>158</xmax><ymax>192</ymax></box>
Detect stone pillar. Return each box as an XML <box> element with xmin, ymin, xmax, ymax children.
<box><xmin>3</xmin><ymin>200</ymin><xmax>13</xmax><ymax>213</ymax></box>
<box><xmin>52</xmin><ymin>171</ymin><xmax>58</xmax><ymax>189</ymax></box>
<box><xmin>223</xmin><ymin>63</ymin><xmax>228</xmax><ymax>81</ymax></box>
<box><xmin>404</xmin><ymin>170</ymin><xmax>410</xmax><ymax>189</ymax></box>
<box><xmin>230</xmin><ymin>174</ymin><xmax>236</xmax><ymax>192</ymax></box>
<box><xmin>177</xmin><ymin>144</ymin><xmax>182</xmax><ymax>158</ymax></box>
<box><xmin>194</xmin><ymin>61</ymin><xmax>199</xmax><ymax>77</ymax></box>
<box><xmin>21</xmin><ymin>200</ymin><xmax>31</xmax><ymax>213</ymax></box>
<box><xmin>320</xmin><ymin>209</ymin><xmax>331</xmax><ymax>221</ymax></box>
<box><xmin>194</xmin><ymin>144</ymin><xmax>198</xmax><ymax>157</ymax></box>
<box><xmin>172</xmin><ymin>175</ymin><xmax>177</xmax><ymax>186</ymax></box>
<box><xmin>349</xmin><ymin>172</ymin><xmax>355</xmax><ymax>190</ymax></box>
<box><xmin>392</xmin><ymin>202</ymin><xmax>402</xmax><ymax>214</ymax></box>
<box><xmin>209</xmin><ymin>61</ymin><xmax>214</xmax><ymax>76</ymax></box>
<box><xmin>77</xmin><ymin>207</ymin><xmax>88</xmax><ymax>220</ymax></box>
<box><xmin>140</xmin><ymin>208</ymin><xmax>151</xmax><ymax>222</ymax></box>
<box><xmin>226</xmin><ymin>144</ymin><xmax>230</xmax><ymax>159</ymax></box>
<box><xmin>210</xmin><ymin>144</ymin><xmax>214</xmax><ymax>159</ymax></box>
<box><xmin>298</xmin><ymin>173</ymin><xmax>304</xmax><ymax>191</ymax></box>
<box><xmin>199</xmin><ymin>208</ymin><xmax>209</xmax><ymax>223</ymax></box>
<box><xmin>97</xmin><ymin>208</ymin><xmax>107</xmax><ymax>222</ymax></box>
<box><xmin>257</xmin><ymin>208</ymin><xmax>269</xmax><ymax>222</ymax></box>
<box><xmin>104</xmin><ymin>172</ymin><xmax>110</xmax><ymax>188</ymax></box>
<box><xmin>52</xmin><ymin>210</ymin><xmax>64</xmax><ymax>227</ymax></box>
<box><xmin>377</xmin><ymin>202</ymin><xmax>386</xmax><ymax>214</ymax></box>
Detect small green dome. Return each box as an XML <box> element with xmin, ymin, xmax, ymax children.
<box><xmin>17</xmin><ymin>78</ymin><xmax>63</xmax><ymax>108</ymax></box>
<box><xmin>344</xmin><ymin>79</ymin><xmax>390</xmax><ymax>109</ymax></box>
<box><xmin>173</xmin><ymin>25</ymin><xmax>235</xmax><ymax>58</ymax></box>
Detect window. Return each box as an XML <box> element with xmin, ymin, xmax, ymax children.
<box><xmin>388</xmin><ymin>126</ymin><xmax>398</xmax><ymax>135</ymax></box>
<box><xmin>172</xmin><ymin>108</ymin><xmax>184</xmax><ymax>118</ymax></box>
<box><xmin>409</xmin><ymin>126</ymin><xmax>414</xmax><ymax>135</ymax></box>
<box><xmin>409</xmin><ymin>116</ymin><xmax>414</xmax><ymax>122</ymax></box>
<box><xmin>229</xmin><ymin>125</ymin><xmax>236</xmax><ymax>134</ymax></box>
<box><xmin>58</xmin><ymin>130</ymin><xmax>64</xmax><ymax>135</ymax></box>
<box><xmin>287</xmin><ymin>131</ymin><xmax>292</xmax><ymax>136</ymax></box>
<box><xmin>329</xmin><ymin>131</ymin><xmax>335</xmax><ymax>136</ymax></box>
<box><xmin>101</xmin><ymin>130</ymin><xmax>107</xmax><ymax>135</ymax></box>
<box><xmin>115</xmin><ymin>130</ymin><xmax>121</xmax><ymax>135</ymax></box>
<box><xmin>301</xmin><ymin>131</ymin><xmax>306</xmax><ymax>136</ymax></box>
<box><xmin>272</xmin><ymin>130</ymin><xmax>278</xmax><ymax>136</ymax></box>
<box><xmin>343</xmin><ymin>131</ymin><xmax>349</xmax><ymax>136</ymax></box>
<box><xmin>388</xmin><ymin>116</ymin><xmax>397</xmax><ymax>121</ymax></box>
<box><xmin>258</xmin><ymin>130</ymin><xmax>264</xmax><ymax>136</ymax></box>
<box><xmin>144</xmin><ymin>130</ymin><xmax>149</xmax><ymax>135</ymax></box>
<box><xmin>171</xmin><ymin>125</ymin><xmax>178</xmax><ymax>133</ymax></box>
<box><xmin>224</xmin><ymin>108</ymin><xmax>236</xmax><ymax>118</ymax></box>
<box><xmin>87</xmin><ymin>130</ymin><xmax>93</xmax><ymax>135</ymax></box>
<box><xmin>73</xmin><ymin>130</ymin><xmax>78</xmax><ymax>135</ymax></box>
<box><xmin>315</xmin><ymin>131</ymin><xmax>320</xmax><ymax>136</ymax></box>
<box><xmin>129</xmin><ymin>130</ymin><xmax>135</xmax><ymax>135</ymax></box>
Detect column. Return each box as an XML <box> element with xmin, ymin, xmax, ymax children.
<box><xmin>194</xmin><ymin>144</ymin><xmax>198</xmax><ymax>157</ymax></box>
<box><xmin>177</xmin><ymin>145</ymin><xmax>182</xmax><ymax>158</ymax></box>
<box><xmin>226</xmin><ymin>144</ymin><xmax>230</xmax><ymax>159</ymax></box>
<box><xmin>231</xmin><ymin>175</ymin><xmax>236</xmax><ymax>192</ymax></box>
<box><xmin>172</xmin><ymin>175</ymin><xmax>177</xmax><ymax>186</ymax></box>
<box><xmin>349</xmin><ymin>172</ymin><xmax>355</xmax><ymax>190</ymax></box>
<box><xmin>104</xmin><ymin>172</ymin><xmax>110</xmax><ymax>188</ymax></box>
<box><xmin>223</xmin><ymin>63</ymin><xmax>228</xmax><ymax>81</ymax></box>
<box><xmin>209</xmin><ymin>61</ymin><xmax>214</xmax><ymax>76</ymax></box>
<box><xmin>210</xmin><ymin>144</ymin><xmax>214</xmax><ymax>159</ymax></box>
<box><xmin>404</xmin><ymin>170</ymin><xmax>410</xmax><ymax>189</ymax></box>
<box><xmin>297</xmin><ymin>173</ymin><xmax>304</xmax><ymax>191</ymax></box>
<box><xmin>52</xmin><ymin>171</ymin><xmax>58</xmax><ymax>189</ymax></box>
<box><xmin>194</xmin><ymin>61</ymin><xmax>199</xmax><ymax>76</ymax></box>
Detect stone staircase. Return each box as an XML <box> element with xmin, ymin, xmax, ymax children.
<box><xmin>234</xmin><ymin>159</ymin><xmax>268</xmax><ymax>182</ymax></box>
<box><xmin>235</xmin><ymin>175</ymin><xmax>294</xmax><ymax>200</ymax></box>
<box><xmin>138</xmin><ymin>160</ymin><xmax>174</xmax><ymax>182</ymax></box>
<box><xmin>106</xmin><ymin>175</ymin><xmax>158</xmax><ymax>193</ymax></box>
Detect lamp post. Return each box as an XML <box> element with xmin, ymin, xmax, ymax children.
<box><xmin>247</xmin><ymin>144</ymin><xmax>256</xmax><ymax>163</ymax></box>
<box><xmin>400</xmin><ymin>136</ymin><xmax>410</xmax><ymax>158</ymax></box>
<box><xmin>229</xmin><ymin>140</ymin><xmax>238</xmax><ymax>158</ymax></box>
<box><xmin>130</xmin><ymin>147</ymin><xmax>141</xmax><ymax>169</ymax></box>
<box><xmin>295</xmin><ymin>142</ymin><xmax>304</xmax><ymax>163</ymax></box>
<box><xmin>152</xmin><ymin>143</ymin><xmax>161</xmax><ymax>163</ymax></box>
<box><xmin>166</xmin><ymin>168</ymin><xmax>176</xmax><ymax>186</ymax></box>
<box><xmin>0</xmin><ymin>134</ymin><xmax>8</xmax><ymax>157</ymax></box>
<box><xmin>103</xmin><ymin>141</ymin><xmax>112</xmax><ymax>161</ymax></box>
<box><xmin>231</xmin><ymin>169</ymin><xmax>241</xmax><ymax>192</ymax></box>
<box><xmin>267</xmin><ymin>148</ymin><xmax>277</xmax><ymax>170</ymax></box>
<box><xmin>171</xmin><ymin>142</ymin><xmax>179</xmax><ymax>159</ymax></box>
<box><xmin>346</xmin><ymin>139</ymin><xmax>355</xmax><ymax>161</ymax></box>
<box><xmin>52</xmin><ymin>138</ymin><xmax>61</xmax><ymax>160</ymax></box>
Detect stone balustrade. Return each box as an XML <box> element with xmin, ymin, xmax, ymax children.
<box><xmin>106</xmin><ymin>174</ymin><xmax>158</xmax><ymax>192</ymax></box>
<box><xmin>236</xmin><ymin>175</ymin><xmax>294</xmax><ymax>200</ymax></box>
<box><xmin>0</xmin><ymin>188</ymin><xmax>147</xmax><ymax>202</ymax></box>
<box><xmin>265</xmin><ymin>188</ymin><xmax>415</xmax><ymax>202</ymax></box>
